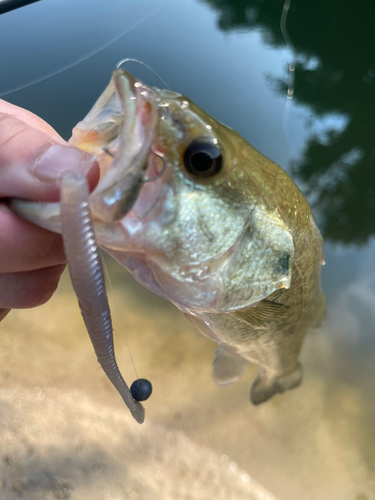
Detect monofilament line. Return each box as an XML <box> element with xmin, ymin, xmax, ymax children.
<box><xmin>102</xmin><ymin>253</ymin><xmax>139</xmax><ymax>380</ymax></box>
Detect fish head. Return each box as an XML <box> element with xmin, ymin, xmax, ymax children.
<box><xmin>16</xmin><ymin>69</ymin><xmax>296</xmax><ymax>313</ymax></box>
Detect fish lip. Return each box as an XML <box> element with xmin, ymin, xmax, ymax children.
<box><xmin>76</xmin><ymin>69</ymin><xmax>160</xmax><ymax>223</ymax></box>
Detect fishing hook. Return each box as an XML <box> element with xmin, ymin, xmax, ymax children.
<box><xmin>142</xmin><ymin>150</ymin><xmax>167</xmax><ymax>183</ymax></box>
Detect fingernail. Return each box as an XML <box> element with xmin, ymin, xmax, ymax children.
<box><xmin>31</xmin><ymin>143</ymin><xmax>96</xmax><ymax>183</ymax></box>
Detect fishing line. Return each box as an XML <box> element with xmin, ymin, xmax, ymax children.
<box><xmin>280</xmin><ymin>0</ymin><xmax>295</xmax><ymax>100</ymax></box>
<box><xmin>0</xmin><ymin>9</ymin><xmax>162</xmax><ymax>97</ymax></box>
<box><xmin>101</xmin><ymin>251</ymin><xmax>139</xmax><ymax>380</ymax></box>
<box><xmin>116</xmin><ymin>58</ymin><xmax>171</xmax><ymax>90</ymax></box>
<box><xmin>280</xmin><ymin>0</ymin><xmax>298</xmax><ymax>177</ymax></box>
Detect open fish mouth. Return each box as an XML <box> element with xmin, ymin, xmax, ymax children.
<box><xmin>69</xmin><ymin>69</ymin><xmax>160</xmax><ymax>223</ymax></box>
<box><xmin>9</xmin><ymin>69</ymin><xmax>166</xmax><ymax>238</ymax></box>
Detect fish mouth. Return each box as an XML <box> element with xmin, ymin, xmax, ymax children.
<box><xmin>9</xmin><ymin>69</ymin><xmax>163</xmax><ymax>235</ymax></box>
<box><xmin>70</xmin><ymin>69</ymin><xmax>159</xmax><ymax>223</ymax></box>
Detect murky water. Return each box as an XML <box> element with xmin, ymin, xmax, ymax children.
<box><xmin>1</xmin><ymin>0</ymin><xmax>374</xmax><ymax>499</ymax></box>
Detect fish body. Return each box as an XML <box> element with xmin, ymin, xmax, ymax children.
<box><xmin>13</xmin><ymin>69</ymin><xmax>325</xmax><ymax>404</ymax></box>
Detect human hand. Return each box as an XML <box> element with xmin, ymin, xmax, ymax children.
<box><xmin>0</xmin><ymin>100</ymin><xmax>99</xmax><ymax>321</ymax></box>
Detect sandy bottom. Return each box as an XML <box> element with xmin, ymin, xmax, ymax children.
<box><xmin>0</xmin><ymin>388</ymin><xmax>274</xmax><ymax>500</ymax></box>
<box><xmin>0</xmin><ymin>260</ymin><xmax>374</xmax><ymax>500</ymax></box>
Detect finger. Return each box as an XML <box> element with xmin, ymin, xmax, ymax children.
<box><xmin>0</xmin><ymin>112</ymin><xmax>100</xmax><ymax>202</ymax></box>
<box><xmin>0</xmin><ymin>99</ymin><xmax>60</xmax><ymax>136</ymax></box>
<box><xmin>0</xmin><ymin>265</ymin><xmax>65</xmax><ymax>309</ymax></box>
<box><xmin>0</xmin><ymin>204</ymin><xmax>65</xmax><ymax>273</ymax></box>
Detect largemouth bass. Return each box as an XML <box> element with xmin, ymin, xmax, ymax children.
<box><xmin>13</xmin><ymin>68</ymin><xmax>325</xmax><ymax>405</ymax></box>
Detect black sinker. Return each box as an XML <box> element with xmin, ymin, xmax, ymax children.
<box><xmin>131</xmin><ymin>378</ymin><xmax>153</xmax><ymax>401</ymax></box>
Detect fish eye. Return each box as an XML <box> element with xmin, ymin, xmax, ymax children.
<box><xmin>184</xmin><ymin>139</ymin><xmax>222</xmax><ymax>177</ymax></box>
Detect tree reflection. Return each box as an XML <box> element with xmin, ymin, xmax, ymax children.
<box><xmin>203</xmin><ymin>0</ymin><xmax>375</xmax><ymax>245</ymax></box>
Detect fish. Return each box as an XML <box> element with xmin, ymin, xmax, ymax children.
<box><xmin>12</xmin><ymin>68</ymin><xmax>325</xmax><ymax>405</ymax></box>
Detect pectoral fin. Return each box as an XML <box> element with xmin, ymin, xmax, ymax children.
<box><xmin>232</xmin><ymin>300</ymin><xmax>290</xmax><ymax>328</ymax></box>
<box><xmin>211</xmin><ymin>345</ymin><xmax>249</xmax><ymax>386</ymax></box>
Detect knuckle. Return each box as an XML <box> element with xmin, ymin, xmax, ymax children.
<box><xmin>0</xmin><ymin>113</ymin><xmax>28</xmax><ymax>150</ymax></box>
<box><xmin>39</xmin><ymin>234</ymin><xmax>66</xmax><ymax>268</ymax></box>
<box><xmin>0</xmin><ymin>265</ymin><xmax>65</xmax><ymax>309</ymax></box>
<box><xmin>35</xmin><ymin>265</ymin><xmax>65</xmax><ymax>306</ymax></box>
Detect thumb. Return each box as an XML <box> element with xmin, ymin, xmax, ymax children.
<box><xmin>0</xmin><ymin>112</ymin><xmax>99</xmax><ymax>202</ymax></box>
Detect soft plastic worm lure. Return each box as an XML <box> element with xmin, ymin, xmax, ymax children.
<box><xmin>60</xmin><ymin>172</ymin><xmax>145</xmax><ymax>424</ymax></box>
